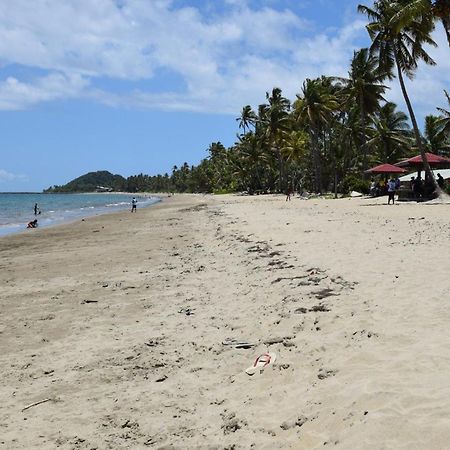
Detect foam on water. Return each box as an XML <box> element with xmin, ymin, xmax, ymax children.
<box><xmin>0</xmin><ymin>193</ymin><xmax>160</xmax><ymax>237</ymax></box>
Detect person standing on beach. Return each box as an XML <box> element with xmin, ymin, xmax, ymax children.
<box><xmin>412</xmin><ymin>175</ymin><xmax>422</xmax><ymax>199</ymax></box>
<box><xmin>286</xmin><ymin>187</ymin><xmax>292</xmax><ymax>201</ymax></box>
<box><xmin>131</xmin><ymin>197</ymin><xmax>137</xmax><ymax>212</ymax></box>
<box><xmin>387</xmin><ymin>178</ymin><xmax>396</xmax><ymax>205</ymax></box>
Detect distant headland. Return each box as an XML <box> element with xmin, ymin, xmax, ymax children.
<box><xmin>44</xmin><ymin>171</ymin><xmax>127</xmax><ymax>193</ymax></box>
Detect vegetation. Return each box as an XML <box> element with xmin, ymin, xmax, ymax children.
<box><xmin>45</xmin><ymin>171</ymin><xmax>127</xmax><ymax>193</ymax></box>
<box><xmin>44</xmin><ymin>1</ymin><xmax>450</xmax><ymax>197</ymax></box>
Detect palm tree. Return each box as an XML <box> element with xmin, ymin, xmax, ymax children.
<box><xmin>338</xmin><ymin>106</ymin><xmax>364</xmax><ymax>173</ymax></box>
<box><xmin>424</xmin><ymin>114</ymin><xmax>450</xmax><ymax>155</ymax></box>
<box><xmin>338</xmin><ymin>48</ymin><xmax>388</xmax><ymax>172</ymax></box>
<box><xmin>233</xmin><ymin>132</ymin><xmax>269</xmax><ymax>192</ymax></box>
<box><xmin>434</xmin><ymin>0</ymin><xmax>450</xmax><ymax>45</ymax></box>
<box><xmin>236</xmin><ymin>105</ymin><xmax>257</xmax><ymax>135</ymax></box>
<box><xmin>260</xmin><ymin>87</ymin><xmax>291</xmax><ymax>192</ymax></box>
<box><xmin>359</xmin><ymin>0</ymin><xmax>439</xmax><ymax>191</ymax></box>
<box><xmin>392</xmin><ymin>0</ymin><xmax>450</xmax><ymax>46</ymax></box>
<box><xmin>330</xmin><ymin>112</ymin><xmax>363</xmax><ymax>196</ymax></box>
<box><xmin>282</xmin><ymin>130</ymin><xmax>309</xmax><ymax>163</ymax></box>
<box><xmin>367</xmin><ymin>102</ymin><xmax>412</xmax><ymax>163</ymax></box>
<box><xmin>436</xmin><ymin>90</ymin><xmax>450</xmax><ymax>141</ymax></box>
<box><xmin>294</xmin><ymin>78</ymin><xmax>339</xmax><ymax>193</ymax></box>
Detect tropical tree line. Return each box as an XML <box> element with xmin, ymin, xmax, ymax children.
<box><xmin>146</xmin><ymin>0</ymin><xmax>450</xmax><ymax>196</ymax></box>
<box><xmin>93</xmin><ymin>0</ymin><xmax>450</xmax><ymax>196</ymax></box>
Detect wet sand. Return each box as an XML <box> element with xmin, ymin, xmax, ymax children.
<box><xmin>1</xmin><ymin>193</ymin><xmax>450</xmax><ymax>449</ymax></box>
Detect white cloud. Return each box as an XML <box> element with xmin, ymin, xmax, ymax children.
<box><xmin>0</xmin><ymin>169</ymin><xmax>28</xmax><ymax>182</ymax></box>
<box><xmin>0</xmin><ymin>0</ymin><xmax>314</xmax><ymax>112</ymax></box>
<box><xmin>0</xmin><ymin>73</ymin><xmax>89</xmax><ymax>109</ymax></box>
<box><xmin>0</xmin><ymin>0</ymin><xmax>447</xmax><ymax>117</ymax></box>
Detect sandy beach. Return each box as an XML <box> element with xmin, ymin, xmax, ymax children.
<box><xmin>1</xmin><ymin>193</ymin><xmax>450</xmax><ymax>449</ymax></box>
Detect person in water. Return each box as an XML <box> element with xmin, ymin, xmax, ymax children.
<box><xmin>34</xmin><ymin>203</ymin><xmax>39</xmax><ymax>215</ymax></box>
<box><xmin>27</xmin><ymin>219</ymin><xmax>38</xmax><ymax>228</ymax></box>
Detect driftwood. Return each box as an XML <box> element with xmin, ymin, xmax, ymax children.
<box><xmin>22</xmin><ymin>398</ymin><xmax>52</xmax><ymax>412</ymax></box>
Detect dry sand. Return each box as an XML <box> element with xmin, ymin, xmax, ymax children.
<box><xmin>1</xmin><ymin>193</ymin><xmax>450</xmax><ymax>449</ymax></box>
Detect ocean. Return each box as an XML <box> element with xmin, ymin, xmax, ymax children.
<box><xmin>0</xmin><ymin>193</ymin><xmax>160</xmax><ymax>237</ymax></box>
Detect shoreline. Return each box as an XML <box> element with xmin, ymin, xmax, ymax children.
<box><xmin>0</xmin><ymin>192</ymin><xmax>165</xmax><ymax>239</ymax></box>
<box><xmin>2</xmin><ymin>193</ymin><xmax>450</xmax><ymax>448</ymax></box>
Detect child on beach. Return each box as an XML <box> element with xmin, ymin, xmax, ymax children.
<box><xmin>27</xmin><ymin>219</ymin><xmax>38</xmax><ymax>228</ymax></box>
<box><xmin>131</xmin><ymin>197</ymin><xmax>137</xmax><ymax>212</ymax></box>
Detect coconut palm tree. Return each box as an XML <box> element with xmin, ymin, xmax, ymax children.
<box><xmin>434</xmin><ymin>0</ymin><xmax>450</xmax><ymax>45</ymax></box>
<box><xmin>424</xmin><ymin>114</ymin><xmax>450</xmax><ymax>155</ymax></box>
<box><xmin>236</xmin><ymin>105</ymin><xmax>257</xmax><ymax>135</ymax></box>
<box><xmin>233</xmin><ymin>132</ymin><xmax>269</xmax><ymax>192</ymax></box>
<box><xmin>338</xmin><ymin>106</ymin><xmax>365</xmax><ymax>173</ymax></box>
<box><xmin>259</xmin><ymin>87</ymin><xmax>291</xmax><ymax>192</ymax></box>
<box><xmin>436</xmin><ymin>90</ymin><xmax>450</xmax><ymax>141</ymax></box>
<box><xmin>330</xmin><ymin>112</ymin><xmax>364</xmax><ymax>196</ymax></box>
<box><xmin>282</xmin><ymin>130</ymin><xmax>309</xmax><ymax>163</ymax></box>
<box><xmin>337</xmin><ymin>48</ymin><xmax>388</xmax><ymax>172</ymax></box>
<box><xmin>358</xmin><ymin>0</ymin><xmax>439</xmax><ymax>191</ymax></box>
<box><xmin>294</xmin><ymin>78</ymin><xmax>339</xmax><ymax>193</ymax></box>
<box><xmin>392</xmin><ymin>0</ymin><xmax>450</xmax><ymax>46</ymax></box>
<box><xmin>367</xmin><ymin>102</ymin><xmax>412</xmax><ymax>163</ymax></box>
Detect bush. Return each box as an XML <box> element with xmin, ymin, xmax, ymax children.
<box><xmin>213</xmin><ymin>188</ymin><xmax>236</xmax><ymax>195</ymax></box>
<box><xmin>339</xmin><ymin>175</ymin><xmax>370</xmax><ymax>195</ymax></box>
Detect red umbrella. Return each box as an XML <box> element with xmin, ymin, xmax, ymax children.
<box><xmin>365</xmin><ymin>163</ymin><xmax>406</xmax><ymax>174</ymax></box>
<box><xmin>395</xmin><ymin>152</ymin><xmax>450</xmax><ymax>168</ymax></box>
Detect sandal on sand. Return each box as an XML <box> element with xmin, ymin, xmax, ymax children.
<box><xmin>222</xmin><ymin>338</ymin><xmax>256</xmax><ymax>349</ymax></box>
<box><xmin>245</xmin><ymin>352</ymin><xmax>276</xmax><ymax>376</ymax></box>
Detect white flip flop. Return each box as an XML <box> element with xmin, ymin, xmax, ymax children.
<box><xmin>245</xmin><ymin>352</ymin><xmax>277</xmax><ymax>376</ymax></box>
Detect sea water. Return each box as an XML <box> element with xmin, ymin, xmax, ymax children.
<box><xmin>0</xmin><ymin>193</ymin><xmax>160</xmax><ymax>237</ymax></box>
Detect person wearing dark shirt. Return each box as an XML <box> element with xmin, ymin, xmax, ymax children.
<box><xmin>413</xmin><ymin>176</ymin><xmax>422</xmax><ymax>199</ymax></box>
<box><xmin>27</xmin><ymin>219</ymin><xmax>38</xmax><ymax>228</ymax></box>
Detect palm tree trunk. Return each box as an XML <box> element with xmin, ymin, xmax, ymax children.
<box><xmin>359</xmin><ymin>96</ymin><xmax>368</xmax><ymax>173</ymax></box>
<box><xmin>255</xmin><ymin>164</ymin><xmax>263</xmax><ymax>191</ymax></box>
<box><xmin>383</xmin><ymin>141</ymin><xmax>389</xmax><ymax>162</ymax></box>
<box><xmin>310</xmin><ymin>129</ymin><xmax>321</xmax><ymax>193</ymax></box>
<box><xmin>395</xmin><ymin>51</ymin><xmax>438</xmax><ymax>192</ymax></box>
<box><xmin>440</xmin><ymin>16</ymin><xmax>450</xmax><ymax>46</ymax></box>
<box><xmin>275</xmin><ymin>145</ymin><xmax>284</xmax><ymax>193</ymax></box>
<box><xmin>432</xmin><ymin>1</ymin><xmax>450</xmax><ymax>45</ymax></box>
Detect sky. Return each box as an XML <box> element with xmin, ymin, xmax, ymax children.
<box><xmin>1</xmin><ymin>0</ymin><xmax>449</xmax><ymax>191</ymax></box>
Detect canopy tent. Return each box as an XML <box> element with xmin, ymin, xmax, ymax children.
<box><xmin>394</xmin><ymin>153</ymin><xmax>450</xmax><ymax>200</ymax></box>
<box><xmin>395</xmin><ymin>152</ymin><xmax>450</xmax><ymax>168</ymax></box>
<box><xmin>398</xmin><ymin>168</ymin><xmax>450</xmax><ymax>182</ymax></box>
<box><xmin>365</xmin><ymin>163</ymin><xmax>406</xmax><ymax>174</ymax></box>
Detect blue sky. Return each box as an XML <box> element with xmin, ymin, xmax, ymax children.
<box><xmin>1</xmin><ymin>0</ymin><xmax>449</xmax><ymax>191</ymax></box>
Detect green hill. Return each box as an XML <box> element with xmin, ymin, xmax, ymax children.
<box><xmin>44</xmin><ymin>171</ymin><xmax>127</xmax><ymax>193</ymax></box>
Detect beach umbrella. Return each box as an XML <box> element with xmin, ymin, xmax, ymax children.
<box><xmin>365</xmin><ymin>163</ymin><xmax>406</xmax><ymax>174</ymax></box>
<box><xmin>395</xmin><ymin>152</ymin><xmax>450</xmax><ymax>168</ymax></box>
